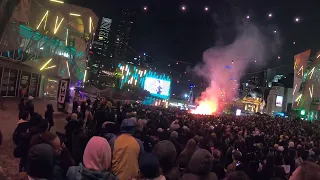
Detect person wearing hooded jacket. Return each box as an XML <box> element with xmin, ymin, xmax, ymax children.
<box><xmin>110</xmin><ymin>116</ymin><xmax>144</xmax><ymax>180</ymax></box>
<box><xmin>181</xmin><ymin>149</ymin><xmax>218</xmax><ymax>180</ymax></box>
<box><xmin>67</xmin><ymin>136</ymin><xmax>117</xmax><ymax>180</ymax></box>
<box><xmin>153</xmin><ymin>140</ymin><xmax>180</xmax><ymax>180</ymax></box>
<box><xmin>177</xmin><ymin>139</ymin><xmax>197</xmax><ymax>173</ymax></box>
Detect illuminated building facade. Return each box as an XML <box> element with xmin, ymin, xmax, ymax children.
<box><xmin>118</xmin><ymin>63</ymin><xmax>171</xmax><ymax>100</ymax></box>
<box><xmin>293</xmin><ymin>50</ymin><xmax>320</xmax><ymax>120</ymax></box>
<box><xmin>0</xmin><ymin>0</ymin><xmax>98</xmax><ymax>97</ymax></box>
<box><xmin>94</xmin><ymin>17</ymin><xmax>112</xmax><ymax>57</ymax></box>
<box><xmin>241</xmin><ymin>97</ymin><xmax>265</xmax><ymax>113</ymax></box>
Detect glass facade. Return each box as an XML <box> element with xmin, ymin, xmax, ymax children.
<box><xmin>0</xmin><ymin>66</ymin><xmax>41</xmax><ymax>97</ymax></box>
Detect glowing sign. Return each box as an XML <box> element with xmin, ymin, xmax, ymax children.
<box><xmin>144</xmin><ymin>77</ymin><xmax>171</xmax><ymax>98</ymax></box>
<box><xmin>276</xmin><ymin>96</ymin><xmax>283</xmax><ymax>107</ymax></box>
<box><xmin>236</xmin><ymin>109</ymin><xmax>241</xmax><ymax>116</ymax></box>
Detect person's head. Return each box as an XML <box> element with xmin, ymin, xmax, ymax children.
<box><xmin>26</xmin><ymin>144</ymin><xmax>54</xmax><ymax>179</ymax></box>
<box><xmin>139</xmin><ymin>153</ymin><xmax>161</xmax><ymax>179</ymax></box>
<box><xmin>153</xmin><ymin>140</ymin><xmax>177</xmax><ymax>173</ymax></box>
<box><xmin>289</xmin><ymin>141</ymin><xmax>295</xmax><ymax>148</ymax></box>
<box><xmin>30</xmin><ymin>131</ymin><xmax>62</xmax><ymax>156</ymax></box>
<box><xmin>28</xmin><ymin>96</ymin><xmax>34</xmax><ymax>102</ymax></box>
<box><xmin>120</xmin><ymin>117</ymin><xmax>136</xmax><ymax>134</ymax></box>
<box><xmin>232</xmin><ymin>150</ymin><xmax>242</xmax><ymax>162</ymax></box>
<box><xmin>187</xmin><ymin>149</ymin><xmax>213</xmax><ymax>175</ymax></box>
<box><xmin>20</xmin><ymin>111</ymin><xmax>30</xmax><ymax>121</ymax></box>
<box><xmin>170</xmin><ymin>131</ymin><xmax>178</xmax><ymax>139</ymax></box>
<box><xmin>212</xmin><ymin>149</ymin><xmax>221</xmax><ymax>161</ymax></box>
<box><xmin>185</xmin><ymin>139</ymin><xmax>197</xmax><ymax>154</ymax></box>
<box><xmin>289</xmin><ymin>161</ymin><xmax>320</xmax><ymax>180</ymax></box>
<box><xmin>71</xmin><ymin>113</ymin><xmax>78</xmax><ymax>121</ymax></box>
<box><xmin>226</xmin><ymin>171</ymin><xmax>250</xmax><ymax>180</ymax></box>
<box><xmin>83</xmin><ymin>136</ymin><xmax>112</xmax><ymax>171</ymax></box>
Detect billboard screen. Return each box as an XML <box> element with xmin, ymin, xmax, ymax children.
<box><xmin>144</xmin><ymin>77</ymin><xmax>171</xmax><ymax>98</ymax></box>
<box><xmin>276</xmin><ymin>96</ymin><xmax>283</xmax><ymax>107</ymax></box>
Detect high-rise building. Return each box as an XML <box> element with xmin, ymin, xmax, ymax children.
<box><xmin>89</xmin><ymin>17</ymin><xmax>113</xmax><ymax>85</ymax></box>
<box><xmin>113</xmin><ymin>9</ymin><xmax>135</xmax><ymax>59</ymax></box>
<box><xmin>93</xmin><ymin>17</ymin><xmax>112</xmax><ymax>57</ymax></box>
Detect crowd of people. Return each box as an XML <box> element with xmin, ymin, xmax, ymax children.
<box><xmin>1</xmin><ymin>96</ymin><xmax>320</xmax><ymax>180</ymax></box>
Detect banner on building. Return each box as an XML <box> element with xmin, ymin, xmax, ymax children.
<box><xmin>57</xmin><ymin>79</ymin><xmax>70</xmax><ymax>112</ymax></box>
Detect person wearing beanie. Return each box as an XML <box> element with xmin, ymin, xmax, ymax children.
<box><xmin>110</xmin><ymin>117</ymin><xmax>144</xmax><ymax>180</ymax></box>
<box><xmin>137</xmin><ymin>154</ymin><xmax>165</xmax><ymax>180</ymax></box>
<box><xmin>153</xmin><ymin>140</ymin><xmax>180</xmax><ymax>180</ymax></box>
<box><xmin>26</xmin><ymin>144</ymin><xmax>54</xmax><ymax>180</ymax></box>
<box><xmin>181</xmin><ymin>149</ymin><xmax>218</xmax><ymax>180</ymax></box>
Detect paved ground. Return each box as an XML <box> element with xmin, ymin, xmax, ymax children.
<box><xmin>0</xmin><ymin>98</ymin><xmax>67</xmax><ymax>179</ymax></box>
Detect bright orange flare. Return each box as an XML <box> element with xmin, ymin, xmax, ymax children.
<box><xmin>191</xmin><ymin>100</ymin><xmax>217</xmax><ymax>115</ymax></box>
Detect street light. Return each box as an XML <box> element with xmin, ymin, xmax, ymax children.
<box><xmin>274</xmin><ymin>30</ymin><xmax>277</xmax><ymax>33</ymax></box>
<box><xmin>181</xmin><ymin>5</ymin><xmax>186</xmax><ymax>11</ymax></box>
<box><xmin>268</xmin><ymin>13</ymin><xmax>272</xmax><ymax>18</ymax></box>
<box><xmin>204</xmin><ymin>6</ymin><xmax>209</xmax><ymax>11</ymax></box>
<box><xmin>143</xmin><ymin>6</ymin><xmax>147</xmax><ymax>11</ymax></box>
<box><xmin>295</xmin><ymin>17</ymin><xmax>300</xmax><ymax>22</ymax></box>
<box><xmin>246</xmin><ymin>15</ymin><xmax>250</xmax><ymax>19</ymax></box>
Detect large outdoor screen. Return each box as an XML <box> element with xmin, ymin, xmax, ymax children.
<box><xmin>144</xmin><ymin>77</ymin><xmax>171</xmax><ymax>98</ymax></box>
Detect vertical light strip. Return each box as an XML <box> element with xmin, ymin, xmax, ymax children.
<box><xmin>66</xmin><ymin>61</ymin><xmax>70</xmax><ymax>77</ymax></box>
<box><xmin>293</xmin><ymin>84</ymin><xmax>297</xmax><ymax>95</ymax></box>
<box><xmin>295</xmin><ymin>94</ymin><xmax>302</xmax><ymax>105</ymax></box>
<box><xmin>308</xmin><ymin>67</ymin><xmax>315</xmax><ymax>79</ymax></box>
<box><xmin>37</xmin><ymin>11</ymin><xmax>49</xmax><ymax>30</ymax></box>
<box><xmin>309</xmin><ymin>84</ymin><xmax>314</xmax><ymax>98</ymax></box>
<box><xmin>89</xmin><ymin>17</ymin><xmax>92</xmax><ymax>33</ymax></box>
<box><xmin>298</xmin><ymin>66</ymin><xmax>303</xmax><ymax>76</ymax></box>
<box><xmin>65</xmin><ymin>29</ymin><xmax>68</xmax><ymax>45</ymax></box>
<box><xmin>83</xmin><ymin>70</ymin><xmax>87</xmax><ymax>83</ymax></box>
<box><xmin>53</xmin><ymin>16</ymin><xmax>64</xmax><ymax>34</ymax></box>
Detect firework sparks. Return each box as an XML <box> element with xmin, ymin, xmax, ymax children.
<box><xmin>191</xmin><ymin>100</ymin><xmax>218</xmax><ymax>115</ymax></box>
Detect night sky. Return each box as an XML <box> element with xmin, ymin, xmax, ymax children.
<box><xmin>69</xmin><ymin>0</ymin><xmax>320</xmax><ymax>96</ymax></box>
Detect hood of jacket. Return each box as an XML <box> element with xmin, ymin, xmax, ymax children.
<box><xmin>187</xmin><ymin>149</ymin><xmax>213</xmax><ymax>176</ymax></box>
<box><xmin>81</xmin><ymin>168</ymin><xmax>117</xmax><ymax>180</ymax></box>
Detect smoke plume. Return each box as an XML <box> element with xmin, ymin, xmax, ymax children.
<box><xmin>193</xmin><ymin>22</ymin><xmax>281</xmax><ymax>114</ymax></box>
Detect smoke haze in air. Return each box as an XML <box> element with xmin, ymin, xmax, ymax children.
<box><xmin>193</xmin><ymin>20</ymin><xmax>281</xmax><ymax>113</ymax></box>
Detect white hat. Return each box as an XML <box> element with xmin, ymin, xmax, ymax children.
<box><xmin>28</xmin><ymin>96</ymin><xmax>34</xmax><ymax>100</ymax></box>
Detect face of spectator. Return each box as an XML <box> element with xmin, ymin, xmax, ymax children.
<box><xmin>51</xmin><ymin>137</ymin><xmax>62</xmax><ymax>156</ymax></box>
